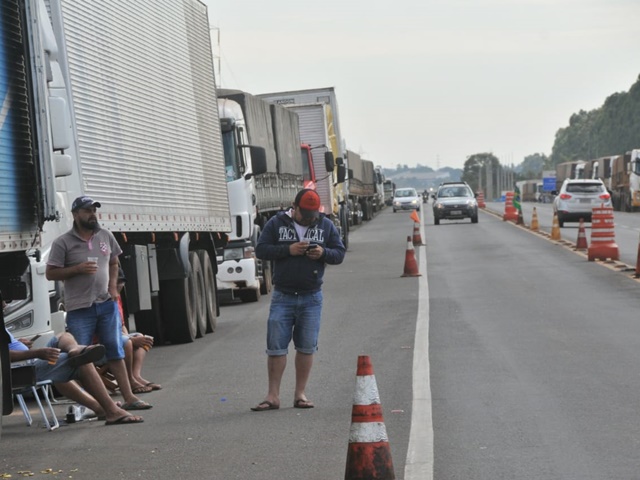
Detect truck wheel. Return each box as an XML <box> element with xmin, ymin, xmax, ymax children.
<box><xmin>160</xmin><ymin>276</ymin><xmax>196</xmax><ymax>344</ymax></box>
<box><xmin>197</xmin><ymin>250</ymin><xmax>218</xmax><ymax>334</ymax></box>
<box><xmin>340</xmin><ymin>207</ymin><xmax>350</xmax><ymax>250</ymax></box>
<box><xmin>260</xmin><ymin>259</ymin><xmax>272</xmax><ymax>295</ymax></box>
<box><xmin>238</xmin><ymin>288</ymin><xmax>260</xmax><ymax>303</ymax></box>
<box><xmin>189</xmin><ymin>252</ymin><xmax>207</xmax><ymax>339</ymax></box>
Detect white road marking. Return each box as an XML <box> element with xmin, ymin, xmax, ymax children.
<box><xmin>404</xmin><ymin>209</ymin><xmax>434</xmax><ymax>480</ymax></box>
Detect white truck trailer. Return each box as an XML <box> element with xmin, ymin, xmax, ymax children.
<box><xmin>258</xmin><ymin>88</ymin><xmax>349</xmax><ymax>249</ymax></box>
<box><xmin>4</xmin><ymin>0</ymin><xmax>231</xmax><ymax>348</ymax></box>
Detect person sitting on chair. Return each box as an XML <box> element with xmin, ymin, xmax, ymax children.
<box><xmin>8</xmin><ymin>330</ymin><xmax>144</xmax><ymax>425</ymax></box>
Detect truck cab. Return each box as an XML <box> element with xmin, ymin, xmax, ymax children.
<box><xmin>217</xmin><ymin>99</ymin><xmax>267</xmax><ymax>303</ymax></box>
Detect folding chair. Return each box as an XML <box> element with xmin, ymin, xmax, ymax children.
<box><xmin>12</xmin><ymin>365</ymin><xmax>60</xmax><ymax>431</ymax></box>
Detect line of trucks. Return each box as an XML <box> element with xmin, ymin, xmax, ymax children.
<box><xmin>0</xmin><ymin>0</ymin><xmax>388</xmax><ymax>431</ymax></box>
<box><xmin>520</xmin><ymin>151</ymin><xmax>640</xmax><ymax>211</ymax></box>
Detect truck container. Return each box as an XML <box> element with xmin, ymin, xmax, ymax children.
<box><xmin>555</xmin><ymin>160</ymin><xmax>586</xmax><ymax>190</ymax></box>
<box><xmin>4</xmin><ymin>0</ymin><xmax>231</xmax><ymax>349</ymax></box>
<box><xmin>258</xmin><ymin>88</ymin><xmax>349</xmax><ymax>249</ymax></box>
<box><xmin>516</xmin><ymin>180</ymin><xmax>542</xmax><ymax>202</ymax></box>
<box><xmin>383</xmin><ymin>180</ymin><xmax>396</xmax><ymax>206</ymax></box>
<box><xmin>346</xmin><ymin>151</ymin><xmax>378</xmax><ymax>223</ymax></box>
<box><xmin>609</xmin><ymin>151</ymin><xmax>640</xmax><ymax>212</ymax></box>
<box><xmin>217</xmin><ymin>89</ymin><xmax>312</xmax><ymax>302</ymax></box>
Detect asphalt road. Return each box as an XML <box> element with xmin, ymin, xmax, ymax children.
<box><xmin>426</xmin><ymin>205</ymin><xmax>640</xmax><ymax>479</ymax></box>
<box><xmin>5</xmin><ymin>204</ymin><xmax>640</xmax><ymax>479</ymax></box>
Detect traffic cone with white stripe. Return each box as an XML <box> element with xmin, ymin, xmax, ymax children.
<box><xmin>412</xmin><ymin>222</ymin><xmax>423</xmax><ymax>246</ymax></box>
<box><xmin>530</xmin><ymin>207</ymin><xmax>539</xmax><ymax>231</ymax></box>
<box><xmin>401</xmin><ymin>236</ymin><xmax>420</xmax><ymax>277</ymax></box>
<box><xmin>345</xmin><ymin>356</ymin><xmax>395</xmax><ymax>480</ymax></box>
<box><xmin>575</xmin><ymin>218</ymin><xmax>588</xmax><ymax>250</ymax></box>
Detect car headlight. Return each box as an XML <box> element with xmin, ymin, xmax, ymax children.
<box><xmin>223</xmin><ymin>248</ymin><xmax>244</xmax><ymax>261</ymax></box>
<box><xmin>411</xmin><ymin>200</ymin><xmax>418</xmax><ymax>204</ymax></box>
<box><xmin>435</xmin><ymin>203</ymin><xmax>444</xmax><ymax>209</ymax></box>
<box><xmin>467</xmin><ymin>200</ymin><xmax>477</xmax><ymax>207</ymax></box>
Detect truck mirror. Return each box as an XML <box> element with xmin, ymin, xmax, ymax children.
<box><xmin>336</xmin><ymin>165</ymin><xmax>346</xmax><ymax>184</ymax></box>
<box><xmin>324</xmin><ymin>152</ymin><xmax>335</xmax><ymax>172</ymax></box>
<box><xmin>246</xmin><ymin>146</ymin><xmax>267</xmax><ymax>179</ymax></box>
<box><xmin>53</xmin><ymin>153</ymin><xmax>72</xmax><ymax>177</ymax></box>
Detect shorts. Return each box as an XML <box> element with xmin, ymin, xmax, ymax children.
<box><xmin>34</xmin><ymin>336</ymin><xmax>78</xmax><ymax>383</ymax></box>
<box><xmin>266</xmin><ymin>290</ymin><xmax>323</xmax><ymax>356</ymax></box>
<box><xmin>66</xmin><ymin>300</ymin><xmax>124</xmax><ymax>360</ymax></box>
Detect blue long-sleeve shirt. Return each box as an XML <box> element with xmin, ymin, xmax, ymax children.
<box><xmin>255</xmin><ymin>210</ymin><xmax>345</xmax><ymax>293</ymax></box>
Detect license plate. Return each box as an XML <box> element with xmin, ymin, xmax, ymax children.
<box><xmin>579</xmin><ymin>198</ymin><xmax>592</xmax><ymax>203</ymax></box>
<box><xmin>450</xmin><ymin>210</ymin><xmax>462</xmax><ymax>215</ymax></box>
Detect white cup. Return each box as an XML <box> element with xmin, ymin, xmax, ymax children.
<box><xmin>87</xmin><ymin>256</ymin><xmax>98</xmax><ymax>264</ymax></box>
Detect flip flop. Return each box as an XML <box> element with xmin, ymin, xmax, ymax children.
<box><xmin>132</xmin><ymin>385</ymin><xmax>153</xmax><ymax>394</ymax></box>
<box><xmin>67</xmin><ymin>345</ymin><xmax>106</xmax><ymax>367</ymax></box>
<box><xmin>250</xmin><ymin>400</ymin><xmax>280</xmax><ymax>412</ymax></box>
<box><xmin>105</xmin><ymin>415</ymin><xmax>144</xmax><ymax>425</ymax></box>
<box><xmin>145</xmin><ymin>382</ymin><xmax>162</xmax><ymax>391</ymax></box>
<box><xmin>293</xmin><ymin>399</ymin><xmax>314</xmax><ymax>409</ymax></box>
<box><xmin>122</xmin><ymin>400</ymin><xmax>153</xmax><ymax>410</ymax></box>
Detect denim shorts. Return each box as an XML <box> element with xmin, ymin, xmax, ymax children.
<box><xmin>66</xmin><ymin>300</ymin><xmax>124</xmax><ymax>360</ymax></box>
<box><xmin>34</xmin><ymin>336</ymin><xmax>78</xmax><ymax>383</ymax></box>
<box><xmin>266</xmin><ymin>290</ymin><xmax>323</xmax><ymax>356</ymax></box>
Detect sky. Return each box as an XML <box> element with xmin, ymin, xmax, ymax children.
<box><xmin>201</xmin><ymin>0</ymin><xmax>640</xmax><ymax>171</ymax></box>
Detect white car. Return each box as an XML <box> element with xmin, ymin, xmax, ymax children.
<box><xmin>392</xmin><ymin>188</ymin><xmax>420</xmax><ymax>212</ymax></box>
<box><xmin>553</xmin><ymin>179</ymin><xmax>611</xmax><ymax>227</ymax></box>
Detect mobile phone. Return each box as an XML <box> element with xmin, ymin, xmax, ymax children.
<box><xmin>29</xmin><ymin>334</ymin><xmax>41</xmax><ymax>342</ymax></box>
<box><xmin>306</xmin><ymin>244</ymin><xmax>318</xmax><ymax>251</ymax></box>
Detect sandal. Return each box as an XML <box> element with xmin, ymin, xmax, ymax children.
<box><xmin>250</xmin><ymin>400</ymin><xmax>280</xmax><ymax>412</ymax></box>
<box><xmin>67</xmin><ymin>345</ymin><xmax>106</xmax><ymax>367</ymax></box>
<box><xmin>293</xmin><ymin>399</ymin><xmax>314</xmax><ymax>409</ymax></box>
<box><xmin>132</xmin><ymin>385</ymin><xmax>153</xmax><ymax>394</ymax></box>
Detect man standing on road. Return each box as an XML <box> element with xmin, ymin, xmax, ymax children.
<box><xmin>46</xmin><ymin>196</ymin><xmax>152</xmax><ymax>411</ymax></box>
<box><xmin>251</xmin><ymin>189</ymin><xmax>345</xmax><ymax>411</ymax></box>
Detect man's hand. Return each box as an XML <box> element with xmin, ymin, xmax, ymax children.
<box><xmin>37</xmin><ymin>347</ymin><xmax>61</xmax><ymax>364</ymax></box>
<box><xmin>290</xmin><ymin>241</ymin><xmax>312</xmax><ymax>256</ymax></box>
<box><xmin>76</xmin><ymin>261</ymin><xmax>98</xmax><ymax>275</ymax></box>
<box><xmin>130</xmin><ymin>335</ymin><xmax>153</xmax><ymax>350</ymax></box>
<box><xmin>108</xmin><ymin>284</ymin><xmax>119</xmax><ymax>301</ymax></box>
<box><xmin>305</xmin><ymin>245</ymin><xmax>324</xmax><ymax>260</ymax></box>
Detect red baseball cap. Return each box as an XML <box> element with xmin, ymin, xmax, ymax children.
<box><xmin>294</xmin><ymin>189</ymin><xmax>321</xmax><ymax>219</ymax></box>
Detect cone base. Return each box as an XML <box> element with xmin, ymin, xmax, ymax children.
<box><xmin>345</xmin><ymin>441</ymin><xmax>395</xmax><ymax>480</ymax></box>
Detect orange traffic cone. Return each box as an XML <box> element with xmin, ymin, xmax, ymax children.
<box><xmin>530</xmin><ymin>207</ymin><xmax>539</xmax><ymax>231</ymax></box>
<box><xmin>412</xmin><ymin>223</ymin><xmax>423</xmax><ymax>246</ymax></box>
<box><xmin>345</xmin><ymin>356</ymin><xmax>395</xmax><ymax>480</ymax></box>
<box><xmin>410</xmin><ymin>210</ymin><xmax>420</xmax><ymax>224</ymax></box>
<box><xmin>575</xmin><ymin>218</ymin><xmax>588</xmax><ymax>250</ymax></box>
<box><xmin>401</xmin><ymin>236</ymin><xmax>420</xmax><ymax>277</ymax></box>
<box><xmin>551</xmin><ymin>212</ymin><xmax>561</xmax><ymax>240</ymax></box>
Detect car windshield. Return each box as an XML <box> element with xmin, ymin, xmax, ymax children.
<box><xmin>438</xmin><ymin>186</ymin><xmax>472</xmax><ymax>198</ymax></box>
<box><xmin>395</xmin><ymin>190</ymin><xmax>416</xmax><ymax>198</ymax></box>
<box><xmin>566</xmin><ymin>183</ymin><xmax>604</xmax><ymax>194</ymax></box>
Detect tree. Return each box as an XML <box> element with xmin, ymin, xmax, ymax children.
<box><xmin>461</xmin><ymin>153</ymin><xmax>500</xmax><ymax>191</ymax></box>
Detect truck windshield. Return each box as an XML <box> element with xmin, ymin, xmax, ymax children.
<box><xmin>301</xmin><ymin>148</ymin><xmax>312</xmax><ymax>182</ymax></box>
<box><xmin>221</xmin><ymin>130</ymin><xmax>242</xmax><ymax>182</ymax></box>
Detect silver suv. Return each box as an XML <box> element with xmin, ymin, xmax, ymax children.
<box><xmin>433</xmin><ymin>182</ymin><xmax>478</xmax><ymax>225</ymax></box>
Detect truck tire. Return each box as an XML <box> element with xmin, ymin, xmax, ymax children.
<box><xmin>197</xmin><ymin>250</ymin><xmax>218</xmax><ymax>334</ymax></box>
<box><xmin>160</xmin><ymin>276</ymin><xmax>197</xmax><ymax>344</ymax></box>
<box><xmin>188</xmin><ymin>252</ymin><xmax>207</xmax><ymax>339</ymax></box>
<box><xmin>260</xmin><ymin>259</ymin><xmax>272</xmax><ymax>295</ymax></box>
<box><xmin>340</xmin><ymin>207</ymin><xmax>350</xmax><ymax>250</ymax></box>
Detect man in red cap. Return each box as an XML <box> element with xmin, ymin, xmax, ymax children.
<box><xmin>251</xmin><ymin>189</ymin><xmax>346</xmax><ymax>411</ymax></box>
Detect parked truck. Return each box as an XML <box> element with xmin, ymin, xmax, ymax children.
<box><xmin>258</xmin><ymin>88</ymin><xmax>349</xmax><ymax>249</ymax></box>
<box><xmin>609</xmin><ymin>150</ymin><xmax>640</xmax><ymax>212</ymax></box>
<box><xmin>3</xmin><ymin>0</ymin><xmax>231</xmax><ymax>350</ymax></box>
<box><xmin>555</xmin><ymin>160</ymin><xmax>586</xmax><ymax>190</ymax></box>
<box><xmin>0</xmin><ymin>0</ymin><xmax>68</xmax><ymax>428</ymax></box>
<box><xmin>515</xmin><ymin>180</ymin><xmax>543</xmax><ymax>202</ymax></box>
<box><xmin>345</xmin><ymin>151</ymin><xmax>379</xmax><ymax>223</ymax></box>
<box><xmin>216</xmin><ymin>89</ymin><xmax>321</xmax><ymax>303</ymax></box>
<box><xmin>383</xmin><ymin>180</ymin><xmax>396</xmax><ymax>206</ymax></box>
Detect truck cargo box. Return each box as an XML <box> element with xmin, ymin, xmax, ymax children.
<box><xmin>55</xmin><ymin>0</ymin><xmax>230</xmax><ymax>233</ymax></box>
